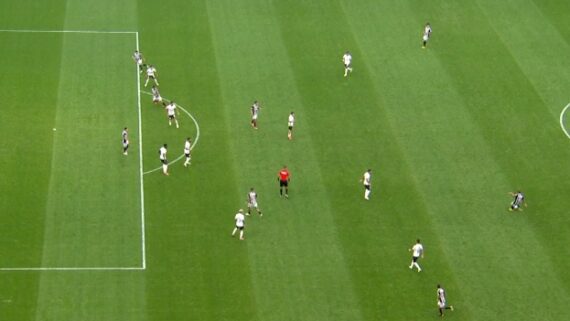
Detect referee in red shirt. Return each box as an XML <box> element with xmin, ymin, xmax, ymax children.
<box><xmin>278</xmin><ymin>165</ymin><xmax>290</xmax><ymax>198</ymax></box>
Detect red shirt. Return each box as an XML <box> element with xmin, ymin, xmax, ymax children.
<box><xmin>279</xmin><ymin>169</ymin><xmax>290</xmax><ymax>181</ymax></box>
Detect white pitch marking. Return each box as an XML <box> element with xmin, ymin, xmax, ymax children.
<box><xmin>136</xmin><ymin>32</ymin><xmax>147</xmax><ymax>270</ymax></box>
<box><xmin>559</xmin><ymin>103</ymin><xmax>570</xmax><ymax>140</ymax></box>
<box><xmin>0</xmin><ymin>31</ymin><xmax>144</xmax><ymax>272</ymax></box>
<box><xmin>0</xmin><ymin>29</ymin><xmax>136</xmax><ymax>34</ymax></box>
<box><xmin>0</xmin><ymin>266</ymin><xmax>145</xmax><ymax>271</ymax></box>
<box><xmin>140</xmin><ymin>91</ymin><xmax>200</xmax><ymax>175</ymax></box>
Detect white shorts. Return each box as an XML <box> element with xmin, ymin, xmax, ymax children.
<box><xmin>438</xmin><ymin>300</ymin><xmax>446</xmax><ymax>309</ymax></box>
<box><xmin>423</xmin><ymin>34</ymin><xmax>429</xmax><ymax>41</ymax></box>
<box><xmin>153</xmin><ymin>95</ymin><xmax>162</xmax><ymax>102</ymax></box>
<box><xmin>248</xmin><ymin>201</ymin><xmax>258</xmax><ymax>208</ymax></box>
<box><xmin>252</xmin><ymin>114</ymin><xmax>258</xmax><ymax>120</ymax></box>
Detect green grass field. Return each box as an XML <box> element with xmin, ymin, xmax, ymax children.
<box><xmin>1</xmin><ymin>0</ymin><xmax>570</xmax><ymax>320</ymax></box>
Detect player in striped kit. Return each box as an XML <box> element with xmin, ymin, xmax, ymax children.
<box><xmin>122</xmin><ymin>127</ymin><xmax>129</xmax><ymax>155</ymax></box>
<box><xmin>508</xmin><ymin>190</ymin><xmax>526</xmax><ymax>211</ymax></box>
<box><xmin>151</xmin><ymin>85</ymin><xmax>162</xmax><ymax>104</ymax></box>
<box><xmin>251</xmin><ymin>101</ymin><xmax>260</xmax><ymax>129</ymax></box>
<box><xmin>246</xmin><ymin>187</ymin><xmax>262</xmax><ymax>217</ymax></box>
<box><xmin>437</xmin><ymin>284</ymin><xmax>454</xmax><ymax>317</ymax></box>
<box><xmin>183</xmin><ymin>137</ymin><xmax>192</xmax><ymax>167</ymax></box>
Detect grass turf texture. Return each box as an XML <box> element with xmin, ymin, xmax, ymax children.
<box><xmin>1</xmin><ymin>0</ymin><xmax>570</xmax><ymax>320</ymax></box>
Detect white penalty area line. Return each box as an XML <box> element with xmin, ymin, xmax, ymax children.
<box><xmin>559</xmin><ymin>103</ymin><xmax>570</xmax><ymax>140</ymax></box>
<box><xmin>0</xmin><ymin>29</ymin><xmax>136</xmax><ymax>34</ymax></box>
<box><xmin>140</xmin><ymin>91</ymin><xmax>201</xmax><ymax>175</ymax></box>
<box><xmin>0</xmin><ymin>266</ymin><xmax>144</xmax><ymax>272</ymax></box>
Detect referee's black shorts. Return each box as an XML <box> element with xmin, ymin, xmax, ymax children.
<box><xmin>279</xmin><ymin>180</ymin><xmax>288</xmax><ymax>187</ymax></box>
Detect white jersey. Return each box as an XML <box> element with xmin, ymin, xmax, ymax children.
<box><xmin>423</xmin><ymin>25</ymin><xmax>432</xmax><ymax>40</ymax></box>
<box><xmin>159</xmin><ymin>147</ymin><xmax>167</xmax><ymax>160</ymax></box>
<box><xmin>251</xmin><ymin>103</ymin><xmax>260</xmax><ymax>119</ymax></box>
<box><xmin>133</xmin><ymin>51</ymin><xmax>143</xmax><ymax>64</ymax></box>
<box><xmin>248</xmin><ymin>191</ymin><xmax>258</xmax><ymax>207</ymax></box>
<box><xmin>184</xmin><ymin>140</ymin><xmax>191</xmax><ymax>154</ymax></box>
<box><xmin>412</xmin><ymin>243</ymin><xmax>424</xmax><ymax>257</ymax></box>
<box><xmin>343</xmin><ymin>53</ymin><xmax>352</xmax><ymax>66</ymax></box>
<box><xmin>288</xmin><ymin>114</ymin><xmax>295</xmax><ymax>127</ymax></box>
<box><xmin>146</xmin><ymin>66</ymin><xmax>156</xmax><ymax>77</ymax></box>
<box><xmin>437</xmin><ymin>288</ymin><xmax>446</xmax><ymax>303</ymax></box>
<box><xmin>122</xmin><ymin>130</ymin><xmax>128</xmax><ymax>144</ymax></box>
<box><xmin>166</xmin><ymin>103</ymin><xmax>177</xmax><ymax>116</ymax></box>
<box><xmin>235</xmin><ymin>213</ymin><xmax>245</xmax><ymax>227</ymax></box>
<box><xmin>363</xmin><ymin>171</ymin><xmax>371</xmax><ymax>186</ymax></box>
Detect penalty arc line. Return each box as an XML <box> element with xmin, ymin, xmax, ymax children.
<box><xmin>140</xmin><ymin>91</ymin><xmax>200</xmax><ymax>175</ymax></box>
<box><xmin>560</xmin><ymin>103</ymin><xmax>570</xmax><ymax>140</ymax></box>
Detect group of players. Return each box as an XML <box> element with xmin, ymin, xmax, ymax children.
<box><xmin>125</xmin><ymin>50</ymin><xmax>193</xmax><ymax>176</ymax></box>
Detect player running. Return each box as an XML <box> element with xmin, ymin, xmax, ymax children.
<box><xmin>251</xmin><ymin>101</ymin><xmax>260</xmax><ymax>129</ymax></box>
<box><xmin>508</xmin><ymin>190</ymin><xmax>526</xmax><ymax>211</ymax></box>
<box><xmin>422</xmin><ymin>22</ymin><xmax>432</xmax><ymax>48</ymax></box>
<box><xmin>159</xmin><ymin>144</ymin><xmax>169</xmax><ymax>176</ymax></box>
<box><xmin>361</xmin><ymin>169</ymin><xmax>372</xmax><ymax>200</ymax></box>
<box><xmin>165</xmin><ymin>101</ymin><xmax>180</xmax><ymax>128</ymax></box>
<box><xmin>409</xmin><ymin>239</ymin><xmax>424</xmax><ymax>272</ymax></box>
<box><xmin>144</xmin><ymin>64</ymin><xmax>159</xmax><ymax>87</ymax></box>
<box><xmin>287</xmin><ymin>112</ymin><xmax>295</xmax><ymax>140</ymax></box>
<box><xmin>183</xmin><ymin>137</ymin><xmax>192</xmax><ymax>167</ymax></box>
<box><xmin>122</xmin><ymin>127</ymin><xmax>129</xmax><ymax>155</ymax></box>
<box><xmin>342</xmin><ymin>51</ymin><xmax>353</xmax><ymax>77</ymax></box>
<box><xmin>278</xmin><ymin>165</ymin><xmax>290</xmax><ymax>198</ymax></box>
<box><xmin>231</xmin><ymin>209</ymin><xmax>246</xmax><ymax>240</ymax></box>
<box><xmin>246</xmin><ymin>187</ymin><xmax>262</xmax><ymax>217</ymax></box>
<box><xmin>151</xmin><ymin>85</ymin><xmax>162</xmax><ymax>104</ymax></box>
<box><xmin>437</xmin><ymin>284</ymin><xmax>454</xmax><ymax>317</ymax></box>
<box><xmin>132</xmin><ymin>50</ymin><xmax>144</xmax><ymax>73</ymax></box>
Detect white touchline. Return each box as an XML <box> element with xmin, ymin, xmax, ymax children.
<box><xmin>140</xmin><ymin>91</ymin><xmax>201</xmax><ymax>175</ymax></box>
<box><xmin>0</xmin><ymin>29</ymin><xmax>136</xmax><ymax>34</ymax></box>
<box><xmin>136</xmin><ymin>32</ymin><xmax>147</xmax><ymax>270</ymax></box>
<box><xmin>0</xmin><ymin>30</ymin><xmax>144</xmax><ymax>272</ymax></box>
<box><xmin>559</xmin><ymin>103</ymin><xmax>570</xmax><ymax>140</ymax></box>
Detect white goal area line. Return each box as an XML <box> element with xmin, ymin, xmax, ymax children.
<box><xmin>0</xmin><ymin>29</ymin><xmax>146</xmax><ymax>272</ymax></box>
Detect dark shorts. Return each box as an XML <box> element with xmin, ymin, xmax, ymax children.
<box><xmin>168</xmin><ymin>115</ymin><xmax>175</xmax><ymax>120</ymax></box>
<box><xmin>161</xmin><ymin>159</ymin><xmax>168</xmax><ymax>165</ymax></box>
<box><xmin>280</xmin><ymin>180</ymin><xmax>288</xmax><ymax>187</ymax></box>
<box><xmin>412</xmin><ymin>256</ymin><xmax>419</xmax><ymax>263</ymax></box>
<box><xmin>364</xmin><ymin>184</ymin><xmax>371</xmax><ymax>191</ymax></box>
<box><xmin>236</xmin><ymin>225</ymin><xmax>244</xmax><ymax>230</ymax></box>
<box><xmin>288</xmin><ymin>126</ymin><xmax>293</xmax><ymax>131</ymax></box>
<box><xmin>185</xmin><ymin>153</ymin><xmax>190</xmax><ymax>158</ymax></box>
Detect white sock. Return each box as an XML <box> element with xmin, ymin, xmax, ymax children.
<box><xmin>144</xmin><ymin>79</ymin><xmax>149</xmax><ymax>87</ymax></box>
<box><xmin>365</xmin><ymin>190</ymin><xmax>370</xmax><ymax>199</ymax></box>
<box><xmin>175</xmin><ymin>120</ymin><xmax>179</xmax><ymax>128</ymax></box>
<box><xmin>240</xmin><ymin>231</ymin><xmax>244</xmax><ymax>239</ymax></box>
<box><xmin>414</xmin><ymin>262</ymin><xmax>421</xmax><ymax>270</ymax></box>
<box><xmin>162</xmin><ymin>164</ymin><xmax>168</xmax><ymax>174</ymax></box>
<box><xmin>232</xmin><ymin>228</ymin><xmax>237</xmax><ymax>236</ymax></box>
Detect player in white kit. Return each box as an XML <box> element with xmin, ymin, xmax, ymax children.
<box><xmin>287</xmin><ymin>112</ymin><xmax>295</xmax><ymax>140</ymax></box>
<box><xmin>231</xmin><ymin>209</ymin><xmax>246</xmax><ymax>240</ymax></box>
<box><xmin>361</xmin><ymin>169</ymin><xmax>372</xmax><ymax>200</ymax></box>
<box><xmin>422</xmin><ymin>23</ymin><xmax>432</xmax><ymax>48</ymax></box>
<box><xmin>342</xmin><ymin>51</ymin><xmax>353</xmax><ymax>77</ymax></box>
<box><xmin>132</xmin><ymin>50</ymin><xmax>144</xmax><ymax>74</ymax></box>
<box><xmin>151</xmin><ymin>85</ymin><xmax>162</xmax><ymax>104</ymax></box>
<box><xmin>246</xmin><ymin>188</ymin><xmax>262</xmax><ymax>217</ymax></box>
<box><xmin>144</xmin><ymin>64</ymin><xmax>159</xmax><ymax>87</ymax></box>
<box><xmin>183</xmin><ymin>137</ymin><xmax>192</xmax><ymax>167</ymax></box>
<box><xmin>165</xmin><ymin>101</ymin><xmax>179</xmax><ymax>128</ymax></box>
<box><xmin>409</xmin><ymin>239</ymin><xmax>424</xmax><ymax>272</ymax></box>
<box><xmin>159</xmin><ymin>144</ymin><xmax>169</xmax><ymax>176</ymax></box>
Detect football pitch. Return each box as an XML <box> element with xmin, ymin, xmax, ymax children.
<box><xmin>1</xmin><ymin>0</ymin><xmax>569</xmax><ymax>320</ymax></box>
